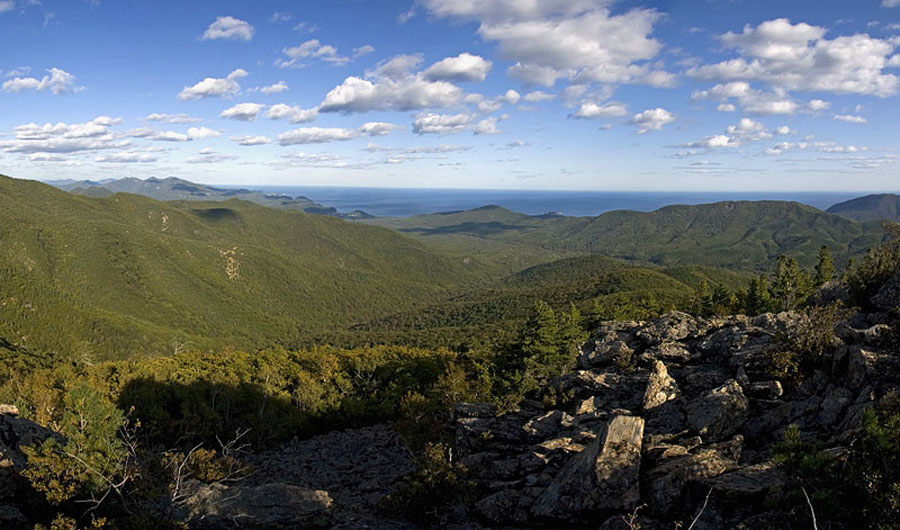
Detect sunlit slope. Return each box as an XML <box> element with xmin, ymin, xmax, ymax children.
<box><xmin>0</xmin><ymin>175</ymin><xmax>481</xmax><ymax>359</ymax></box>
<box><xmin>367</xmin><ymin>202</ymin><xmax>883</xmax><ymax>270</ymax></box>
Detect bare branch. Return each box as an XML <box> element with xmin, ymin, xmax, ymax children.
<box><xmin>687</xmin><ymin>488</ymin><xmax>713</xmax><ymax>530</ymax></box>
<box><xmin>801</xmin><ymin>486</ymin><xmax>819</xmax><ymax>530</ymax></box>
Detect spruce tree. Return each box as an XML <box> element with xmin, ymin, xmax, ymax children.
<box><xmin>814</xmin><ymin>245</ymin><xmax>835</xmax><ymax>287</ymax></box>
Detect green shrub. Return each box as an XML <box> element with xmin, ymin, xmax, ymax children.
<box><xmin>844</xmin><ymin>222</ymin><xmax>900</xmax><ymax>307</ymax></box>
<box><xmin>768</xmin><ymin>303</ymin><xmax>845</xmax><ymax>384</ymax></box>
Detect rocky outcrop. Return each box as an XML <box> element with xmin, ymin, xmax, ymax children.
<box><xmin>455</xmin><ymin>309</ymin><xmax>900</xmax><ymax>528</ymax></box>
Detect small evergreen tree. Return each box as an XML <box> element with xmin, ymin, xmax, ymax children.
<box><xmin>741</xmin><ymin>274</ymin><xmax>774</xmax><ymax>315</ymax></box>
<box><xmin>771</xmin><ymin>256</ymin><xmax>812</xmax><ymax>311</ymax></box>
<box><xmin>814</xmin><ymin>245</ymin><xmax>835</xmax><ymax>287</ymax></box>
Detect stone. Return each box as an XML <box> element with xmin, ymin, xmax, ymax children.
<box><xmin>871</xmin><ymin>272</ymin><xmax>900</xmax><ymax>313</ymax></box>
<box><xmin>686</xmin><ymin>380</ymin><xmax>749</xmax><ymax>442</ymax></box>
<box><xmin>455</xmin><ymin>402</ymin><xmax>498</xmax><ymax>419</ymax></box>
<box><xmin>747</xmin><ymin>380</ymin><xmax>783</xmax><ymax>400</ymax></box>
<box><xmin>847</xmin><ymin>346</ymin><xmax>879</xmax><ymax>389</ymax></box>
<box><xmin>181</xmin><ymin>481</ymin><xmax>333</xmax><ymax>529</ymax></box>
<box><xmin>578</xmin><ymin>339</ymin><xmax>634</xmax><ymax>369</ymax></box>
<box><xmin>646</xmin><ymin>447</ymin><xmax>739</xmax><ymax>514</ymax></box>
<box><xmin>523</xmin><ymin>410</ymin><xmax>574</xmax><ymax>438</ymax></box>
<box><xmin>475</xmin><ymin>488</ymin><xmax>541</xmax><ymax>525</ymax></box>
<box><xmin>637</xmin><ymin>312</ymin><xmax>698</xmax><ymax>346</ymax></box>
<box><xmin>701</xmin><ymin>462</ymin><xmax>785</xmax><ymax>500</ymax></box>
<box><xmin>532</xmin><ymin>415</ymin><xmax>644</xmax><ymax>521</ymax></box>
<box><xmin>0</xmin><ymin>405</ymin><xmax>18</xmax><ymax>416</ymax></box>
<box><xmin>818</xmin><ymin>386</ymin><xmax>855</xmax><ymax>427</ymax></box>
<box><xmin>643</xmin><ymin>361</ymin><xmax>680</xmax><ymax>411</ymax></box>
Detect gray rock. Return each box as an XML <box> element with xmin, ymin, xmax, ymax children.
<box><xmin>475</xmin><ymin>488</ymin><xmax>541</xmax><ymax>525</ymax></box>
<box><xmin>0</xmin><ymin>405</ymin><xmax>18</xmax><ymax>416</ymax></box>
<box><xmin>646</xmin><ymin>447</ymin><xmax>738</xmax><ymax>514</ymax></box>
<box><xmin>872</xmin><ymin>272</ymin><xmax>900</xmax><ymax>313</ymax></box>
<box><xmin>643</xmin><ymin>361</ymin><xmax>680</xmax><ymax>411</ymax></box>
<box><xmin>701</xmin><ymin>462</ymin><xmax>785</xmax><ymax>499</ymax></box>
<box><xmin>747</xmin><ymin>381</ymin><xmax>783</xmax><ymax>400</ymax></box>
<box><xmin>532</xmin><ymin>415</ymin><xmax>644</xmax><ymax>521</ymax></box>
<box><xmin>686</xmin><ymin>380</ymin><xmax>749</xmax><ymax>442</ymax></box>
<box><xmin>181</xmin><ymin>481</ymin><xmax>333</xmax><ymax>529</ymax></box>
<box><xmin>638</xmin><ymin>312</ymin><xmax>698</xmax><ymax>346</ymax></box>
<box><xmin>579</xmin><ymin>339</ymin><xmax>634</xmax><ymax>369</ymax></box>
<box><xmin>818</xmin><ymin>386</ymin><xmax>855</xmax><ymax>427</ymax></box>
<box><xmin>523</xmin><ymin>410</ymin><xmax>575</xmax><ymax>439</ymax></box>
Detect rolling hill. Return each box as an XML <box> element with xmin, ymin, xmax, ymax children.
<box><xmin>50</xmin><ymin>176</ymin><xmax>373</xmax><ymax>219</ymax></box>
<box><xmin>0</xmin><ymin>175</ymin><xmax>481</xmax><ymax>361</ymax></box>
<box><xmin>826</xmin><ymin>193</ymin><xmax>900</xmax><ymax>223</ymax></box>
<box><xmin>367</xmin><ymin>201</ymin><xmax>885</xmax><ymax>271</ymax></box>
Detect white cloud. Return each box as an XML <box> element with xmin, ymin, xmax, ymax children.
<box><xmin>573</xmin><ymin>101</ymin><xmax>628</xmax><ymax>119</ymax></box>
<box><xmin>271</xmin><ymin>12</ymin><xmax>292</xmax><ymax>23</ymax></box>
<box><xmin>187</xmin><ymin>127</ymin><xmax>221</xmax><ymax>140</ymax></box>
<box><xmin>147</xmin><ymin>131</ymin><xmax>189</xmax><ymax>142</ymax></box>
<box><xmin>187</xmin><ymin>148</ymin><xmax>237</xmax><ymax>164</ymax></box>
<box><xmin>775</xmin><ymin>125</ymin><xmax>793</xmax><ymax>134</ymax></box>
<box><xmin>412</xmin><ymin>113</ymin><xmax>476</xmax><ymax>134</ymax></box>
<box><xmin>201</xmin><ymin>16</ymin><xmax>254</xmax><ymax>41</ymax></box>
<box><xmin>630</xmin><ymin>108</ymin><xmax>676</xmax><ymax>133</ymax></box>
<box><xmin>423</xmin><ymin>1</ymin><xmax>672</xmax><ymax>88</ymax></box>
<box><xmin>765</xmin><ymin>140</ymin><xmax>868</xmax><ymax>155</ymax></box>
<box><xmin>230</xmin><ymin>135</ymin><xmax>272</xmax><ymax>146</ymax></box>
<box><xmin>689</xmin><ymin>18</ymin><xmax>900</xmax><ymax>97</ymax></box>
<box><xmin>364</xmin><ymin>143</ymin><xmax>473</xmax><ymax>154</ymax></box>
<box><xmin>726</xmin><ymin>117</ymin><xmax>772</xmax><ymax>141</ymax></box>
<box><xmin>95</xmin><ymin>151</ymin><xmax>159</xmax><ymax>163</ymax></box>
<box><xmin>358</xmin><ymin>122</ymin><xmax>401</xmax><ymax>136</ymax></box>
<box><xmin>884</xmin><ymin>0</ymin><xmax>900</xmax><ymax>7</ymax></box>
<box><xmin>354</xmin><ymin>45</ymin><xmax>375</xmax><ymax>58</ymax></box>
<box><xmin>145</xmin><ymin>113</ymin><xmax>202</xmax><ymax>124</ymax></box>
<box><xmin>834</xmin><ymin>114</ymin><xmax>867</xmax><ymax>123</ymax></box>
<box><xmin>253</xmin><ymin>81</ymin><xmax>289</xmax><ymax>95</ymax></box>
<box><xmin>423</xmin><ymin>53</ymin><xmax>493</xmax><ymax>82</ymax></box>
<box><xmin>1</xmin><ymin>116</ymin><xmax>128</xmax><ymax>154</ymax></box>
<box><xmin>319</xmin><ymin>54</ymin><xmax>464</xmax><ymax>113</ymax></box>
<box><xmin>220</xmin><ymin>102</ymin><xmax>265</xmax><ymax>121</ymax></box>
<box><xmin>678</xmin><ymin>134</ymin><xmax>741</xmax><ymax>149</ymax></box>
<box><xmin>278</xmin><ymin>127</ymin><xmax>359</xmax><ymax>145</ymax></box>
<box><xmin>523</xmin><ymin>90</ymin><xmax>555</xmax><ymax>102</ymax></box>
<box><xmin>265</xmin><ymin>103</ymin><xmax>318</xmax><ymax>123</ymax></box>
<box><xmin>473</xmin><ymin>117</ymin><xmax>502</xmax><ymax>135</ymax></box>
<box><xmin>277</xmin><ymin>39</ymin><xmax>351</xmax><ymax>68</ymax></box>
<box><xmin>0</xmin><ymin>1</ymin><xmax>14</xmax><ymax>13</ymax></box>
<box><xmin>178</xmin><ymin>69</ymin><xmax>247</xmax><ymax>100</ymax></box>
<box><xmin>1</xmin><ymin>67</ymin><xmax>79</xmax><ymax>94</ymax></box>
<box><xmin>691</xmin><ymin>81</ymin><xmax>829</xmax><ymax>116</ymax></box>
<box><xmin>807</xmin><ymin>99</ymin><xmax>830</xmax><ymax>111</ymax></box>
<box><xmin>476</xmin><ymin>89</ymin><xmax>521</xmax><ymax>113</ymax></box>
<box><xmin>717</xmin><ymin>103</ymin><xmax>737</xmax><ymax>112</ymax></box>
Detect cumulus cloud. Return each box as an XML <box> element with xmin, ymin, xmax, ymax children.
<box><xmin>476</xmin><ymin>89</ymin><xmax>521</xmax><ymax>113</ymax></box>
<box><xmin>688</xmin><ymin>18</ymin><xmax>900</xmax><ymax>97</ymax></box>
<box><xmin>220</xmin><ymin>102</ymin><xmax>265</xmax><ymax>121</ymax></box>
<box><xmin>178</xmin><ymin>69</ymin><xmax>248</xmax><ymax>100</ymax></box>
<box><xmin>473</xmin><ymin>117</ymin><xmax>503</xmax><ymax>135</ymax></box>
<box><xmin>0</xmin><ymin>1</ymin><xmax>15</xmax><ymax>13</ymax></box>
<box><xmin>358</xmin><ymin>122</ymin><xmax>401</xmax><ymax>136</ymax></box>
<box><xmin>691</xmin><ymin>81</ymin><xmax>829</xmax><ymax>116</ymax></box>
<box><xmin>523</xmin><ymin>90</ymin><xmax>556</xmax><ymax>102</ymax></box>
<box><xmin>765</xmin><ymin>141</ymin><xmax>868</xmax><ymax>156</ymax></box>
<box><xmin>1</xmin><ymin>67</ymin><xmax>80</xmax><ymax>94</ymax></box>
<box><xmin>145</xmin><ymin>113</ymin><xmax>202</xmax><ymax>124</ymax></box>
<box><xmin>423</xmin><ymin>0</ymin><xmax>673</xmax><ymax>88</ymax></box>
<box><xmin>187</xmin><ymin>148</ymin><xmax>237</xmax><ymax>164</ymax></box>
<box><xmin>277</xmin><ymin>39</ymin><xmax>352</xmax><ymax>68</ymax></box>
<box><xmin>1</xmin><ymin>116</ymin><xmax>128</xmax><ymax>154</ymax></box>
<box><xmin>201</xmin><ymin>16</ymin><xmax>254</xmax><ymax>41</ymax></box>
<box><xmin>630</xmin><ymin>108</ymin><xmax>676</xmax><ymax>133</ymax></box>
<box><xmin>230</xmin><ymin>135</ymin><xmax>272</xmax><ymax>145</ymax></box>
<box><xmin>319</xmin><ymin>54</ymin><xmax>465</xmax><ymax>113</ymax></box>
<box><xmin>364</xmin><ymin>143</ymin><xmax>473</xmax><ymax>154</ymax></box>
<box><xmin>251</xmin><ymin>81</ymin><xmax>289</xmax><ymax>95</ymax></box>
<box><xmin>277</xmin><ymin>122</ymin><xmax>396</xmax><ymax>145</ymax></box>
<box><xmin>95</xmin><ymin>151</ymin><xmax>158</xmax><ymax>163</ymax></box>
<box><xmin>187</xmin><ymin>127</ymin><xmax>221</xmax><ymax>140</ymax></box>
<box><xmin>277</xmin><ymin>127</ymin><xmax>359</xmax><ymax>145</ymax></box>
<box><xmin>834</xmin><ymin>114</ymin><xmax>867</xmax><ymax>123</ymax></box>
<box><xmin>412</xmin><ymin>113</ymin><xmax>476</xmax><ymax>134</ymax></box>
<box><xmin>265</xmin><ymin>103</ymin><xmax>318</xmax><ymax>123</ymax></box>
<box><xmin>423</xmin><ymin>53</ymin><xmax>493</xmax><ymax>82</ymax></box>
<box><xmin>573</xmin><ymin>101</ymin><xmax>628</xmax><ymax>119</ymax></box>
<box><xmin>144</xmin><ymin>127</ymin><xmax>220</xmax><ymax>142</ymax></box>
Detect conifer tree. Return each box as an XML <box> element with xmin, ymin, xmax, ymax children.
<box><xmin>814</xmin><ymin>245</ymin><xmax>835</xmax><ymax>287</ymax></box>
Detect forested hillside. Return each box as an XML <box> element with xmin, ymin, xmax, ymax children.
<box><xmin>827</xmin><ymin>193</ymin><xmax>900</xmax><ymax>222</ymax></box>
<box><xmin>368</xmin><ymin>202</ymin><xmax>884</xmax><ymax>270</ymax></box>
<box><xmin>0</xmin><ymin>175</ymin><xmax>481</xmax><ymax>360</ymax></box>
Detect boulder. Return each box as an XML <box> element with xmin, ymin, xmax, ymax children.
<box><xmin>747</xmin><ymin>381</ymin><xmax>783</xmax><ymax>400</ymax></box>
<box><xmin>646</xmin><ymin>447</ymin><xmax>739</xmax><ymax>514</ymax></box>
<box><xmin>475</xmin><ymin>488</ymin><xmax>542</xmax><ymax>525</ymax></box>
<box><xmin>637</xmin><ymin>312</ymin><xmax>698</xmax><ymax>346</ymax></box>
<box><xmin>579</xmin><ymin>339</ymin><xmax>634</xmax><ymax>369</ymax></box>
<box><xmin>0</xmin><ymin>412</ymin><xmax>62</xmax><ymax>471</ymax></box>
<box><xmin>643</xmin><ymin>361</ymin><xmax>680</xmax><ymax>411</ymax></box>
<box><xmin>532</xmin><ymin>415</ymin><xmax>644</xmax><ymax>521</ymax></box>
<box><xmin>871</xmin><ymin>272</ymin><xmax>900</xmax><ymax>313</ymax></box>
<box><xmin>686</xmin><ymin>380</ymin><xmax>749</xmax><ymax>442</ymax></box>
<box><xmin>180</xmin><ymin>481</ymin><xmax>333</xmax><ymax>529</ymax></box>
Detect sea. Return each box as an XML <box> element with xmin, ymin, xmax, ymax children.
<box><xmin>241</xmin><ymin>186</ymin><xmax>869</xmax><ymax>218</ymax></box>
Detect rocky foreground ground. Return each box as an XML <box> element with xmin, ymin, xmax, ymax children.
<box><xmin>2</xmin><ymin>290</ymin><xmax>899</xmax><ymax>529</ymax></box>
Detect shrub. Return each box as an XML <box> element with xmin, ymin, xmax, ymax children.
<box><xmin>768</xmin><ymin>303</ymin><xmax>845</xmax><ymax>384</ymax></box>
<box><xmin>844</xmin><ymin>222</ymin><xmax>900</xmax><ymax>307</ymax></box>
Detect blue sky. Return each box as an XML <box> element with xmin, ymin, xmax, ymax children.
<box><xmin>1</xmin><ymin>0</ymin><xmax>900</xmax><ymax>191</ymax></box>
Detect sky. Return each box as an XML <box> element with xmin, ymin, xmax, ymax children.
<box><xmin>1</xmin><ymin>0</ymin><xmax>900</xmax><ymax>191</ymax></box>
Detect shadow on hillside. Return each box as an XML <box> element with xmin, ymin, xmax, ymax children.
<box><xmin>400</xmin><ymin>221</ymin><xmax>531</xmax><ymax>237</ymax></box>
<box><xmin>117</xmin><ymin>378</ymin><xmax>308</xmax><ymax>450</ymax></box>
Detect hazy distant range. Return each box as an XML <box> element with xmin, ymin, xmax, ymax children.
<box><xmin>237</xmin><ymin>186</ymin><xmax>872</xmax><ymax>218</ymax></box>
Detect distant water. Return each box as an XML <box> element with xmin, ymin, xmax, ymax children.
<box><xmin>241</xmin><ymin>186</ymin><xmax>867</xmax><ymax>218</ymax></box>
